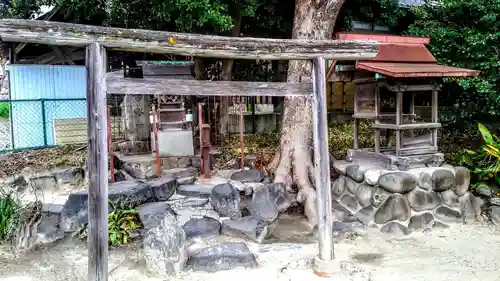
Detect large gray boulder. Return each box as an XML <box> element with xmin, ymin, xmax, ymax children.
<box><xmin>248</xmin><ymin>185</ymin><xmax>280</xmax><ymax>223</ymax></box>
<box><xmin>143</xmin><ymin>212</ymin><xmax>187</xmax><ymax>277</ymax></box>
<box><xmin>378</xmin><ymin>172</ymin><xmax>417</xmax><ymax>193</ymax></box>
<box><xmin>374</xmin><ymin>194</ymin><xmax>411</xmax><ymax>224</ymax></box>
<box><xmin>210</xmin><ymin>183</ymin><xmax>242</xmax><ymax>219</ymax></box>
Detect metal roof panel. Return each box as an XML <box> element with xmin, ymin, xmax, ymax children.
<box><xmin>356</xmin><ymin>62</ymin><xmax>480</xmax><ymax>78</ymax></box>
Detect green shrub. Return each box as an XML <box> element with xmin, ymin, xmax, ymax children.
<box><xmin>74</xmin><ymin>200</ymin><xmax>142</xmax><ymax>246</ymax></box>
<box><xmin>0</xmin><ymin>102</ymin><xmax>10</xmax><ymax>119</ymax></box>
<box><xmin>459</xmin><ymin>123</ymin><xmax>500</xmax><ymax>189</ymax></box>
<box><xmin>328</xmin><ymin>120</ymin><xmax>480</xmax><ymax>163</ymax></box>
<box><xmin>0</xmin><ymin>188</ymin><xmax>21</xmax><ymax>242</ymax></box>
<box><xmin>215</xmin><ymin>119</ymin><xmax>480</xmax><ymax>167</ymax></box>
<box><xmin>328</xmin><ymin>120</ymin><xmax>375</xmax><ymax>160</ymax></box>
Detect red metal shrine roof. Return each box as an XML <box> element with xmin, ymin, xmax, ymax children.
<box><xmin>333</xmin><ymin>33</ymin><xmax>480</xmax><ymax>78</ymax></box>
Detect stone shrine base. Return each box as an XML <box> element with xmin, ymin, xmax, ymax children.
<box><xmin>332</xmin><ymin>160</ymin><xmax>485</xmax><ymax>234</ymax></box>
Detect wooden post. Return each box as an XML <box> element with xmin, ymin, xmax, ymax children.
<box><xmin>395</xmin><ymin>91</ymin><xmax>403</xmax><ymax>156</ymax></box>
<box><xmin>86</xmin><ymin>42</ymin><xmax>108</xmax><ymax>281</ymax></box>
<box><xmin>409</xmin><ymin>92</ymin><xmax>415</xmax><ymax>137</ymax></box>
<box><xmin>239</xmin><ymin>98</ymin><xmax>245</xmax><ymax>169</ymax></box>
<box><xmin>311</xmin><ymin>57</ymin><xmax>335</xmax><ymax>276</ymax></box>
<box><xmin>431</xmin><ymin>89</ymin><xmax>438</xmax><ymax>146</ymax></box>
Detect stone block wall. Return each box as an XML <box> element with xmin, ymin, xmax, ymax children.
<box><xmin>332</xmin><ymin>160</ymin><xmax>485</xmax><ymax>235</ymax></box>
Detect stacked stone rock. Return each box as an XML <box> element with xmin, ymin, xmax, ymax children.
<box><xmin>213</xmin><ymin>170</ymin><xmax>291</xmax><ymax>244</ymax></box>
<box><xmin>332</xmin><ymin>160</ymin><xmax>484</xmax><ymax>235</ymax></box>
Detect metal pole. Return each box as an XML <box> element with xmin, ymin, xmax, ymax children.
<box><xmin>311</xmin><ymin>57</ymin><xmax>335</xmax><ymax>277</ymax></box>
<box><xmin>41</xmin><ymin>99</ymin><xmax>47</xmax><ymax>146</ymax></box>
<box><xmin>107</xmin><ymin>105</ymin><xmax>115</xmax><ymax>183</ymax></box>
<box><xmin>86</xmin><ymin>42</ymin><xmax>109</xmax><ymax>281</ymax></box>
<box><xmin>152</xmin><ymin>104</ymin><xmax>161</xmax><ymax>177</ymax></box>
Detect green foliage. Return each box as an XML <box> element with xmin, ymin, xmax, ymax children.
<box><xmin>459</xmin><ymin>123</ymin><xmax>500</xmax><ymax>189</ymax></box>
<box><xmin>0</xmin><ymin>188</ymin><xmax>21</xmax><ymax>242</ymax></box>
<box><xmin>0</xmin><ymin>102</ymin><xmax>10</xmax><ymax>119</ymax></box>
<box><xmin>107</xmin><ymin>201</ymin><xmax>142</xmax><ymax>246</ymax></box>
<box><xmin>44</xmin><ymin>0</ymin><xmax>276</xmax><ymax>35</ymax></box>
<box><xmin>408</xmin><ymin>0</ymin><xmax>500</xmax><ymax>121</ymax></box>
<box><xmin>340</xmin><ymin>0</ymin><xmax>410</xmax><ymax>31</ymax></box>
<box><xmin>75</xmin><ymin>200</ymin><xmax>142</xmax><ymax>246</ymax></box>
<box><xmin>0</xmin><ymin>0</ymin><xmax>42</xmax><ymax>19</ymax></box>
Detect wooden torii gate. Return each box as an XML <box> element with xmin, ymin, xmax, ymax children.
<box><xmin>0</xmin><ymin>19</ymin><xmax>378</xmax><ymax>280</ymax></box>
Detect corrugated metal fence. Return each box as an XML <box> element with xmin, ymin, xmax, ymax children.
<box><xmin>2</xmin><ymin>65</ymin><xmax>87</xmax><ymax>151</ymax></box>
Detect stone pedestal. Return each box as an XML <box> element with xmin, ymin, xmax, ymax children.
<box><xmin>331</xmin><ymin>160</ymin><xmax>484</xmax><ymax>234</ymax></box>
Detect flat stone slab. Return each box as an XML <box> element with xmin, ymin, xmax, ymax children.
<box><xmin>177</xmin><ymin>184</ymin><xmax>215</xmax><ymax>198</ymax></box>
<box><xmin>35</xmin><ymin>215</ymin><xmax>65</xmax><ymax>247</ymax></box>
<box><xmin>42</xmin><ymin>203</ymin><xmax>64</xmax><ymax>217</ymax></box>
<box><xmin>163</xmin><ymin>167</ymin><xmax>198</xmax><ymax>179</ymax></box>
<box><xmin>186</xmin><ymin>242</ymin><xmax>258</xmax><ymax>272</ymax></box>
<box><xmin>60</xmin><ymin>180</ymin><xmax>153</xmax><ymax>232</ymax></box>
<box><xmin>230</xmin><ymin>169</ymin><xmax>265</xmax><ymax>183</ymax></box>
<box><xmin>167</xmin><ymin>197</ymin><xmax>209</xmax><ymax>209</ymax></box>
<box><xmin>138</xmin><ymin>201</ymin><xmax>175</xmax><ymax>229</ymax></box>
<box><xmin>52</xmin><ymin>167</ymin><xmax>85</xmax><ymax>186</ymax></box>
<box><xmin>222</xmin><ymin>216</ymin><xmax>268</xmax><ymax>243</ymax></box>
<box><xmin>148</xmin><ymin>176</ymin><xmax>177</xmax><ymax>201</ymax></box>
<box><xmin>182</xmin><ymin>217</ymin><xmax>221</xmax><ymax>239</ymax></box>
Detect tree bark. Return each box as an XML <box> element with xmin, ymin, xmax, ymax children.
<box><xmin>268</xmin><ymin>0</ymin><xmax>346</xmax><ymax>229</ymax></box>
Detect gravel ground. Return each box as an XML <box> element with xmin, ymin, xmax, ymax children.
<box><xmin>0</xmin><ymin>222</ymin><xmax>499</xmax><ymax>281</ymax></box>
<box><xmin>0</xmin><ymin>118</ymin><xmax>10</xmax><ymax>150</ymax></box>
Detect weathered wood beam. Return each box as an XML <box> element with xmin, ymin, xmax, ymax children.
<box><xmin>311</xmin><ymin>57</ymin><xmax>334</xmax><ymax>266</ymax></box>
<box><xmin>51</xmin><ymin>46</ymin><xmax>76</xmax><ymax>65</ymax></box>
<box><xmin>18</xmin><ymin>48</ymin><xmax>84</xmax><ymax>64</ymax></box>
<box><xmin>13</xmin><ymin>8</ymin><xmax>59</xmax><ymax>55</ymax></box>
<box><xmin>372</xmin><ymin>122</ymin><xmax>442</xmax><ymax>130</ymax></box>
<box><xmin>381</xmin><ymin>83</ymin><xmax>441</xmax><ymax>92</ymax></box>
<box><xmin>0</xmin><ymin>19</ymin><xmax>379</xmax><ymax>60</ymax></box>
<box><xmin>106</xmin><ymin>72</ymin><xmax>312</xmax><ymax>97</ymax></box>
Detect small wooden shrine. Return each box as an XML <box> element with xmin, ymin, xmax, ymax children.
<box><xmin>327</xmin><ymin>34</ymin><xmax>480</xmax><ymax>170</ymax></box>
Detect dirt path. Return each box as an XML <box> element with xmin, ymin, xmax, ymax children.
<box><xmin>0</xmin><ymin>222</ymin><xmax>499</xmax><ymax>281</ymax></box>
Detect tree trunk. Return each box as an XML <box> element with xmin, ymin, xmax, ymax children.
<box><xmin>268</xmin><ymin>0</ymin><xmax>345</xmax><ymax>228</ymax></box>
<box><xmin>219</xmin><ymin>12</ymin><xmax>243</xmax><ymax>136</ymax></box>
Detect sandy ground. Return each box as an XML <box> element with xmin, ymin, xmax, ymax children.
<box><xmin>0</xmin><ymin>118</ymin><xmax>10</xmax><ymax>150</ymax></box>
<box><xmin>0</xmin><ymin>221</ymin><xmax>499</xmax><ymax>281</ymax></box>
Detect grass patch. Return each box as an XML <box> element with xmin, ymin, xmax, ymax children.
<box><xmin>0</xmin><ymin>188</ymin><xmax>22</xmax><ymax>242</ymax></box>
<box><xmin>0</xmin><ymin>102</ymin><xmax>10</xmax><ymax>119</ymax></box>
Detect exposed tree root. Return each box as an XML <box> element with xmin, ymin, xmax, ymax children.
<box><xmin>268</xmin><ymin>94</ymin><xmax>318</xmax><ymax>228</ymax></box>
<box><xmin>270</xmin><ymin>135</ymin><xmax>318</xmax><ymax>228</ymax></box>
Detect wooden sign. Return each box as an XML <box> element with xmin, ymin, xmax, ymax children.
<box><xmin>355</xmin><ymin>83</ymin><xmax>376</xmax><ymax>114</ymax></box>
